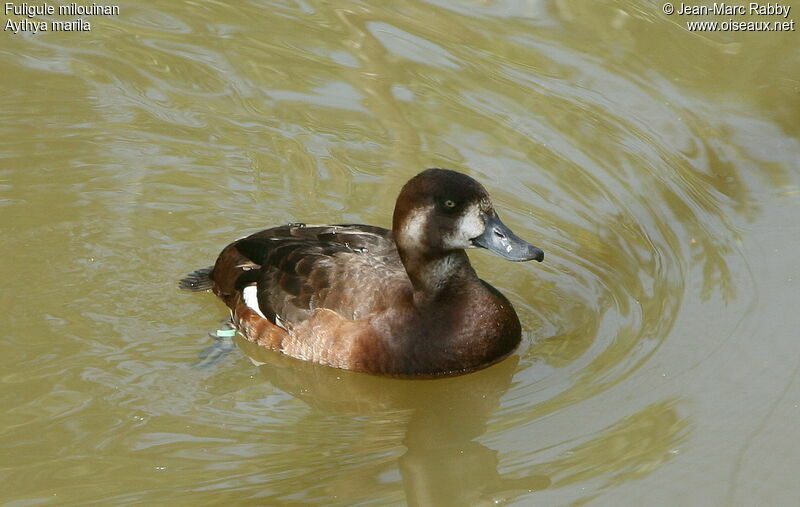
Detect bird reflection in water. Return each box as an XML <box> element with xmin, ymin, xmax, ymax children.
<box><xmin>234</xmin><ymin>336</ymin><xmax>551</xmax><ymax>504</ymax></box>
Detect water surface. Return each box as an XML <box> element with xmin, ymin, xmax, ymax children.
<box><xmin>1</xmin><ymin>1</ymin><xmax>798</xmax><ymax>505</ymax></box>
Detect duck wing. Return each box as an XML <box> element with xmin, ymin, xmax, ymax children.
<box><xmin>211</xmin><ymin>224</ymin><xmax>410</xmax><ymax>328</ymax></box>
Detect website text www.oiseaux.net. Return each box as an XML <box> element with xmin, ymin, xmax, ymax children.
<box><xmin>686</xmin><ymin>18</ymin><xmax>795</xmax><ymax>30</ymax></box>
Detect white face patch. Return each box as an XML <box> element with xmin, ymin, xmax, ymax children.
<box><xmin>399</xmin><ymin>201</ymin><xmax>490</xmax><ymax>252</ymax></box>
<box><xmin>443</xmin><ymin>202</ymin><xmax>485</xmax><ymax>249</ymax></box>
<box><xmin>242</xmin><ymin>285</ymin><xmax>266</xmax><ymax>319</ymax></box>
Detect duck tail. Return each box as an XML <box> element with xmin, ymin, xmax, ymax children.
<box><xmin>179</xmin><ymin>266</ymin><xmax>214</xmax><ymax>292</ymax></box>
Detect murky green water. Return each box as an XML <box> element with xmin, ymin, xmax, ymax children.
<box><xmin>2</xmin><ymin>1</ymin><xmax>799</xmax><ymax>505</ymax></box>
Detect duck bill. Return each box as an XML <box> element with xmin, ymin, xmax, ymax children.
<box><xmin>471</xmin><ymin>212</ymin><xmax>544</xmax><ymax>262</ymax></box>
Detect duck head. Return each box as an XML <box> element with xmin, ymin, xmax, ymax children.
<box><xmin>392</xmin><ymin>168</ymin><xmax>544</xmax><ymax>263</ymax></box>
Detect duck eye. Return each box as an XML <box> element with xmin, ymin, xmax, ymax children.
<box><xmin>443</xmin><ymin>199</ymin><xmax>456</xmax><ymax>209</ymax></box>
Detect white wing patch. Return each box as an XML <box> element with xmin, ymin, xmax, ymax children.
<box><xmin>274</xmin><ymin>314</ymin><xmax>288</xmax><ymax>331</ymax></box>
<box><xmin>242</xmin><ymin>285</ymin><xmax>266</xmax><ymax>319</ymax></box>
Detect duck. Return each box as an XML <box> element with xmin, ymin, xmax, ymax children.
<box><xmin>180</xmin><ymin>168</ymin><xmax>544</xmax><ymax>377</ymax></box>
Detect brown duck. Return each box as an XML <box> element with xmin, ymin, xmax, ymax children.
<box><xmin>180</xmin><ymin>168</ymin><xmax>544</xmax><ymax>377</ymax></box>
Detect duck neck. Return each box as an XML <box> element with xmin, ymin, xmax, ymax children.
<box><xmin>399</xmin><ymin>248</ymin><xmax>478</xmax><ymax>300</ymax></box>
